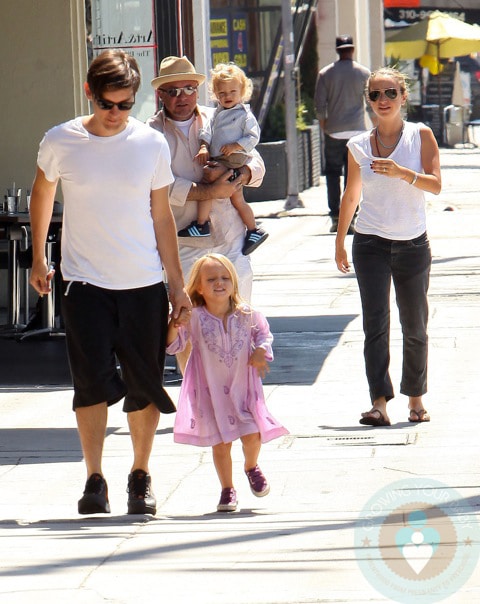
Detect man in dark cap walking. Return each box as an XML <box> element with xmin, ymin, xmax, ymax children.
<box><xmin>315</xmin><ymin>35</ymin><xmax>372</xmax><ymax>232</ymax></box>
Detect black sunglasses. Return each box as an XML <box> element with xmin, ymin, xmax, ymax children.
<box><xmin>368</xmin><ymin>88</ymin><xmax>399</xmax><ymax>102</ymax></box>
<box><xmin>95</xmin><ymin>96</ymin><xmax>135</xmax><ymax>111</ymax></box>
<box><xmin>159</xmin><ymin>85</ymin><xmax>198</xmax><ymax>98</ymax></box>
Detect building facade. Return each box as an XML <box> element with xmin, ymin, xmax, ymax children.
<box><xmin>0</xmin><ymin>0</ymin><xmax>385</xmax><ymax>193</ymax></box>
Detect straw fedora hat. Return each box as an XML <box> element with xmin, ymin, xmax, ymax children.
<box><xmin>151</xmin><ymin>56</ymin><xmax>206</xmax><ymax>89</ymax></box>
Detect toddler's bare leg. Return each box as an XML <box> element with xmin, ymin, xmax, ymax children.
<box><xmin>230</xmin><ymin>188</ymin><xmax>256</xmax><ymax>230</ymax></box>
<box><xmin>197</xmin><ymin>199</ymin><xmax>212</xmax><ymax>225</ymax></box>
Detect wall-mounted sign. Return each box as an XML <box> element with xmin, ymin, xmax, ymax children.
<box><xmin>233</xmin><ymin>16</ymin><xmax>247</xmax><ymax>68</ymax></box>
<box><xmin>90</xmin><ymin>0</ymin><xmax>157</xmax><ymax>122</ymax></box>
<box><xmin>210</xmin><ymin>13</ymin><xmax>248</xmax><ymax>69</ymax></box>
<box><xmin>384</xmin><ymin>0</ymin><xmax>420</xmax><ymax>7</ymax></box>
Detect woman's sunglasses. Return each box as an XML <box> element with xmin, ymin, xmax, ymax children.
<box><xmin>368</xmin><ymin>88</ymin><xmax>399</xmax><ymax>102</ymax></box>
<box><xmin>95</xmin><ymin>97</ymin><xmax>135</xmax><ymax>111</ymax></box>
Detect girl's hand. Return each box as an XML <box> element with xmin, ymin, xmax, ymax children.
<box><xmin>248</xmin><ymin>347</ymin><xmax>270</xmax><ymax>379</ymax></box>
<box><xmin>171</xmin><ymin>307</ymin><xmax>192</xmax><ymax>328</ymax></box>
<box><xmin>166</xmin><ymin>306</ymin><xmax>192</xmax><ymax>347</ymax></box>
<box><xmin>169</xmin><ymin>287</ymin><xmax>192</xmax><ymax>322</ymax></box>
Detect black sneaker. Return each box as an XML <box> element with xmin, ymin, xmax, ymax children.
<box><xmin>242</xmin><ymin>227</ymin><xmax>268</xmax><ymax>255</ymax></box>
<box><xmin>127</xmin><ymin>469</ymin><xmax>157</xmax><ymax>515</ymax></box>
<box><xmin>78</xmin><ymin>473</ymin><xmax>111</xmax><ymax>514</ymax></box>
<box><xmin>177</xmin><ymin>220</ymin><xmax>210</xmax><ymax>237</ymax></box>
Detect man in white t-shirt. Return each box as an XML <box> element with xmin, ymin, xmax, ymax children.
<box><xmin>29</xmin><ymin>50</ymin><xmax>191</xmax><ymax>516</ymax></box>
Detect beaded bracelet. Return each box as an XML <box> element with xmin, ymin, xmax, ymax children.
<box><xmin>410</xmin><ymin>172</ymin><xmax>418</xmax><ymax>186</ymax></box>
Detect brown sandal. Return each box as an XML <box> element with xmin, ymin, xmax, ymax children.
<box><xmin>359</xmin><ymin>409</ymin><xmax>391</xmax><ymax>427</ymax></box>
<box><xmin>408</xmin><ymin>409</ymin><xmax>430</xmax><ymax>423</ymax></box>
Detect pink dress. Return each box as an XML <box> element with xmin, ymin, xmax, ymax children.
<box><xmin>167</xmin><ymin>305</ymin><xmax>289</xmax><ymax>446</ymax></box>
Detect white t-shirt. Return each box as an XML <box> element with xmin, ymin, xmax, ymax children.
<box><xmin>37</xmin><ymin>116</ymin><xmax>173</xmax><ymax>289</ymax></box>
<box><xmin>348</xmin><ymin>121</ymin><xmax>426</xmax><ymax>240</ymax></box>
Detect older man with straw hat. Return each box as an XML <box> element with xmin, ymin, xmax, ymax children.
<box><xmin>147</xmin><ymin>56</ymin><xmax>265</xmax><ymax>301</ymax></box>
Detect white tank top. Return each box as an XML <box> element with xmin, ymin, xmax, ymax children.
<box><xmin>348</xmin><ymin>121</ymin><xmax>427</xmax><ymax>240</ymax></box>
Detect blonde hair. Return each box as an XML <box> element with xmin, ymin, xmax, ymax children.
<box><xmin>367</xmin><ymin>66</ymin><xmax>408</xmax><ymax>96</ymax></box>
<box><xmin>187</xmin><ymin>253</ymin><xmax>244</xmax><ymax>310</ymax></box>
<box><xmin>209</xmin><ymin>63</ymin><xmax>253</xmax><ymax>103</ymax></box>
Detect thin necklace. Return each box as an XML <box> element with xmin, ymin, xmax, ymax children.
<box><xmin>375</xmin><ymin>123</ymin><xmax>404</xmax><ymax>149</ymax></box>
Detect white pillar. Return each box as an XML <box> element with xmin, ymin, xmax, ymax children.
<box><xmin>192</xmin><ymin>0</ymin><xmax>212</xmax><ymax>106</ymax></box>
<box><xmin>282</xmin><ymin>0</ymin><xmax>303</xmax><ymax>209</ymax></box>
<box><xmin>316</xmin><ymin>0</ymin><xmax>384</xmax><ymax>72</ymax></box>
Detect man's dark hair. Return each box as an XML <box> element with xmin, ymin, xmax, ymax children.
<box><xmin>87</xmin><ymin>49</ymin><xmax>141</xmax><ymax>98</ymax></box>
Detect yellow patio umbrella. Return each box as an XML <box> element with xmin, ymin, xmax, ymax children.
<box><xmin>385</xmin><ymin>10</ymin><xmax>480</xmax><ymax>61</ymax></box>
<box><xmin>385</xmin><ymin>11</ymin><xmax>480</xmax><ymax>144</ymax></box>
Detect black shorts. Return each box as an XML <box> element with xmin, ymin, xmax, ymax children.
<box><xmin>61</xmin><ymin>281</ymin><xmax>176</xmax><ymax>414</ymax></box>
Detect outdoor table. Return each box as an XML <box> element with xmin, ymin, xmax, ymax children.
<box><xmin>0</xmin><ymin>210</ymin><xmax>63</xmax><ymax>339</ymax></box>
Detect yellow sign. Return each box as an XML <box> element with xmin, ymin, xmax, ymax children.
<box><xmin>211</xmin><ymin>38</ymin><xmax>229</xmax><ymax>49</ymax></box>
<box><xmin>213</xmin><ymin>52</ymin><xmax>230</xmax><ymax>66</ymax></box>
<box><xmin>234</xmin><ymin>54</ymin><xmax>247</xmax><ymax>68</ymax></box>
<box><xmin>233</xmin><ymin>19</ymin><xmax>246</xmax><ymax>31</ymax></box>
<box><xmin>211</xmin><ymin>19</ymin><xmax>228</xmax><ymax>37</ymax></box>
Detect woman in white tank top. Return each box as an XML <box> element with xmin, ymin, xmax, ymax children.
<box><xmin>334</xmin><ymin>67</ymin><xmax>441</xmax><ymax>427</ymax></box>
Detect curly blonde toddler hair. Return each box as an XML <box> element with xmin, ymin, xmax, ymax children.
<box><xmin>209</xmin><ymin>63</ymin><xmax>253</xmax><ymax>103</ymax></box>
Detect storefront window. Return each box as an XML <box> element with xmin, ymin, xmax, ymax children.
<box><xmin>88</xmin><ymin>0</ymin><xmax>157</xmax><ymax>122</ymax></box>
<box><xmin>210</xmin><ymin>1</ymin><xmax>282</xmax><ymax>74</ymax></box>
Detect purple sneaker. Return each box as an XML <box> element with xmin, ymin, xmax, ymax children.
<box><xmin>245</xmin><ymin>465</ymin><xmax>270</xmax><ymax>497</ymax></box>
<box><xmin>217</xmin><ymin>488</ymin><xmax>238</xmax><ymax>512</ymax></box>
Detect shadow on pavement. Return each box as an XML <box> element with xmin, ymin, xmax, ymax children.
<box><xmin>265</xmin><ymin>314</ymin><xmax>357</xmax><ymax>385</ymax></box>
<box><xmin>0</xmin><ymin>314</ymin><xmax>358</xmax><ymax>388</ymax></box>
<box><xmin>0</xmin><ymin>337</ymin><xmax>71</xmax><ymax>387</ymax></box>
<box><xmin>0</xmin><ymin>427</ymin><xmax>120</xmax><ymax>465</ymax></box>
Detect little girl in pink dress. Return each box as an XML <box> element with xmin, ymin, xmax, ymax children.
<box><xmin>167</xmin><ymin>253</ymin><xmax>288</xmax><ymax>512</ymax></box>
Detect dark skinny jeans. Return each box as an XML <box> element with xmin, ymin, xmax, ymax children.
<box><xmin>352</xmin><ymin>231</ymin><xmax>432</xmax><ymax>403</ymax></box>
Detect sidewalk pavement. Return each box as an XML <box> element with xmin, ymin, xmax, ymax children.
<box><xmin>0</xmin><ymin>147</ymin><xmax>479</xmax><ymax>603</ymax></box>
